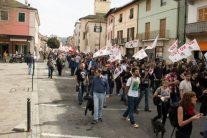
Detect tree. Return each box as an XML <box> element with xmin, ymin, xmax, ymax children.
<box><xmin>47</xmin><ymin>37</ymin><xmax>60</xmax><ymax>49</ymax></box>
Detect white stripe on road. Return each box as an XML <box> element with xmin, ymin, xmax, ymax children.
<box><xmin>41</xmin><ymin>133</ymin><xmax>100</xmax><ymax>138</ymax></box>
<box><xmin>82</xmin><ymin>107</ymin><xmax>156</xmax><ymax>111</ymax></box>
<box><xmin>39</xmin><ymin>104</ymin><xmax>69</xmax><ymax>107</ymax></box>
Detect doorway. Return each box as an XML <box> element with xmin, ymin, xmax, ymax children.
<box><xmin>0</xmin><ymin>44</ymin><xmax>9</xmax><ymax>59</ymax></box>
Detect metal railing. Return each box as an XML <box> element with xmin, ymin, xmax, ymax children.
<box><xmin>138</xmin><ymin>30</ymin><xmax>169</xmax><ymax>40</ymax></box>
<box><xmin>186</xmin><ymin>21</ymin><xmax>207</xmax><ymax>34</ymax></box>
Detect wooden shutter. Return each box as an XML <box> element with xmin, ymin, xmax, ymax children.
<box><xmin>145</xmin><ymin>22</ymin><xmax>150</xmax><ymax>39</ymax></box>
<box><xmin>198</xmin><ymin>7</ymin><xmax>207</xmax><ymax>21</ymax></box>
<box><xmin>204</xmin><ymin>8</ymin><xmax>207</xmax><ymax>21</ymax></box>
<box><xmin>160</xmin><ymin>19</ymin><xmax>166</xmax><ymax>38</ymax></box>
<box><xmin>146</xmin><ymin>0</ymin><xmax>151</xmax><ymax>11</ymax></box>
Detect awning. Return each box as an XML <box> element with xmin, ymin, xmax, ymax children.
<box><xmin>198</xmin><ymin>41</ymin><xmax>207</xmax><ymax>51</ymax></box>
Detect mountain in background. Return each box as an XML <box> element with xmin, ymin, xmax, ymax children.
<box><xmin>60</xmin><ymin>37</ymin><xmax>67</xmax><ymax>45</ymax></box>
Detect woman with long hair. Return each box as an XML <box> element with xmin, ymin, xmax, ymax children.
<box><xmin>176</xmin><ymin>92</ymin><xmax>203</xmax><ymax>138</ymax></box>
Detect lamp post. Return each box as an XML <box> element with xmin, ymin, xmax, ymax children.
<box><xmin>94</xmin><ymin>20</ymin><xmax>102</xmax><ymax>50</ymax></box>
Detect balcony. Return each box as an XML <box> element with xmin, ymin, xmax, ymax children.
<box><xmin>112</xmin><ymin>38</ymin><xmax>127</xmax><ymax>45</ymax></box>
<box><xmin>138</xmin><ymin>30</ymin><xmax>169</xmax><ymax>41</ymax></box>
<box><xmin>186</xmin><ymin>21</ymin><xmax>207</xmax><ymax>34</ymax></box>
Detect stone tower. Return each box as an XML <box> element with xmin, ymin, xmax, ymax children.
<box><xmin>94</xmin><ymin>0</ymin><xmax>111</xmax><ymax>15</ymax></box>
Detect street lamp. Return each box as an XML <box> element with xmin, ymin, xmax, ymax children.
<box><xmin>94</xmin><ymin>21</ymin><xmax>102</xmax><ymax>50</ymax></box>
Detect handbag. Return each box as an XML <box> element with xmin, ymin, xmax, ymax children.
<box><xmin>153</xmin><ymin>96</ymin><xmax>161</xmax><ymax>106</ymax></box>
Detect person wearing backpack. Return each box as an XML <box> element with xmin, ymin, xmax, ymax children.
<box><xmin>122</xmin><ymin>67</ymin><xmax>140</xmax><ymax>128</ymax></box>
<box><xmin>152</xmin><ymin>80</ymin><xmax>170</xmax><ymax>126</ymax></box>
<box><xmin>176</xmin><ymin>92</ymin><xmax>203</xmax><ymax>138</ymax></box>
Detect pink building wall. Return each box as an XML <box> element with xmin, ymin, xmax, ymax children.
<box><xmin>0</xmin><ymin>9</ymin><xmax>30</xmax><ymax>36</ymax></box>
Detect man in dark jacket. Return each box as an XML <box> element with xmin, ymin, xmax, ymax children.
<box><xmin>26</xmin><ymin>52</ymin><xmax>34</xmax><ymax>75</ymax></box>
<box><xmin>90</xmin><ymin>68</ymin><xmax>109</xmax><ymax>124</ymax></box>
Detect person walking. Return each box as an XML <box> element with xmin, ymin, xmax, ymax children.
<box><xmin>75</xmin><ymin>63</ymin><xmax>88</xmax><ymax>105</ymax></box>
<box><xmin>26</xmin><ymin>52</ymin><xmax>34</xmax><ymax>75</ymax></box>
<box><xmin>136</xmin><ymin>66</ymin><xmax>151</xmax><ymax>113</ymax></box>
<box><xmin>176</xmin><ymin>92</ymin><xmax>203</xmax><ymax>138</ymax></box>
<box><xmin>123</xmin><ymin>67</ymin><xmax>140</xmax><ymax>128</ymax></box>
<box><xmin>47</xmin><ymin>56</ymin><xmax>55</xmax><ymax>79</ymax></box>
<box><xmin>3</xmin><ymin>51</ymin><xmax>8</xmax><ymax>63</ymax></box>
<box><xmin>179</xmin><ymin>72</ymin><xmax>192</xmax><ymax>99</ymax></box>
<box><xmin>152</xmin><ymin>80</ymin><xmax>170</xmax><ymax>126</ymax></box>
<box><xmin>90</xmin><ymin>68</ymin><xmax>109</xmax><ymax>124</ymax></box>
<box><xmin>56</xmin><ymin>55</ymin><xmax>63</xmax><ymax>76</ymax></box>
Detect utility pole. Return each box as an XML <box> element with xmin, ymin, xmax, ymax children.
<box><xmin>99</xmin><ymin>20</ymin><xmax>101</xmax><ymax>50</ymax></box>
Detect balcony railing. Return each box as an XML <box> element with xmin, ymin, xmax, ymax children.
<box><xmin>112</xmin><ymin>38</ymin><xmax>127</xmax><ymax>45</ymax></box>
<box><xmin>186</xmin><ymin>21</ymin><xmax>207</xmax><ymax>34</ymax></box>
<box><xmin>138</xmin><ymin>30</ymin><xmax>169</xmax><ymax>40</ymax></box>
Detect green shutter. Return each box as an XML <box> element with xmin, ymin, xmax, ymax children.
<box><xmin>19</xmin><ymin>13</ymin><xmax>25</xmax><ymax>22</ymax></box>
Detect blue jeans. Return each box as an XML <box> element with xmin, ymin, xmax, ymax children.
<box><xmin>28</xmin><ymin>63</ymin><xmax>33</xmax><ymax>75</ymax></box>
<box><xmin>93</xmin><ymin>92</ymin><xmax>105</xmax><ymax>121</ymax></box>
<box><xmin>78</xmin><ymin>82</ymin><xmax>84</xmax><ymax>103</ymax></box>
<box><xmin>123</xmin><ymin>96</ymin><xmax>138</xmax><ymax>124</ymax></box>
<box><xmin>136</xmin><ymin>87</ymin><xmax>150</xmax><ymax>110</ymax></box>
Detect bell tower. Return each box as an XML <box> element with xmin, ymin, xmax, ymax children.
<box><xmin>94</xmin><ymin>0</ymin><xmax>111</xmax><ymax>15</ymax></box>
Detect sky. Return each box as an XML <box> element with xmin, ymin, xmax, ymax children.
<box><xmin>17</xmin><ymin>0</ymin><xmax>132</xmax><ymax>37</ymax></box>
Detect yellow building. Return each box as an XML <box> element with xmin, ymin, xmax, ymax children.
<box><xmin>105</xmin><ymin>0</ymin><xmax>139</xmax><ymax>58</ymax></box>
<box><xmin>78</xmin><ymin>0</ymin><xmax>111</xmax><ymax>53</ymax></box>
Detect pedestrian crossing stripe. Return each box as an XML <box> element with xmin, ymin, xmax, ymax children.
<box><xmin>41</xmin><ymin>133</ymin><xmax>100</xmax><ymax>138</ymax></box>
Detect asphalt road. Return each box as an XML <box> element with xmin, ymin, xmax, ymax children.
<box><xmin>36</xmin><ymin>62</ymin><xmax>204</xmax><ymax>138</ymax></box>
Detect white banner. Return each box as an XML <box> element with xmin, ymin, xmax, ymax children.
<box><xmin>178</xmin><ymin>44</ymin><xmax>192</xmax><ymax>58</ymax></box>
<box><xmin>168</xmin><ymin>40</ymin><xmax>178</xmax><ymax>52</ymax></box>
<box><xmin>133</xmin><ymin>49</ymin><xmax>148</xmax><ymax>60</ymax></box>
<box><xmin>146</xmin><ymin>35</ymin><xmax>158</xmax><ymax>50</ymax></box>
<box><xmin>204</xmin><ymin>52</ymin><xmax>207</xmax><ymax>60</ymax></box>
<box><xmin>113</xmin><ymin>68</ymin><xmax>122</xmax><ymax>80</ymax></box>
<box><xmin>125</xmin><ymin>40</ymin><xmax>139</xmax><ymax>48</ymax></box>
<box><xmin>169</xmin><ymin>51</ymin><xmax>183</xmax><ymax>62</ymax></box>
<box><xmin>108</xmin><ymin>52</ymin><xmax>122</xmax><ymax>63</ymax></box>
<box><xmin>186</xmin><ymin>39</ymin><xmax>200</xmax><ymax>51</ymax></box>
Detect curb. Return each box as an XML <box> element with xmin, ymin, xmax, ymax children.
<box><xmin>28</xmin><ymin>62</ymin><xmax>41</xmax><ymax>138</ymax></box>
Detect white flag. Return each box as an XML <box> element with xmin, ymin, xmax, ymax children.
<box><xmin>186</xmin><ymin>39</ymin><xmax>200</xmax><ymax>51</ymax></box>
<box><xmin>204</xmin><ymin>52</ymin><xmax>207</xmax><ymax>60</ymax></box>
<box><xmin>168</xmin><ymin>40</ymin><xmax>178</xmax><ymax>52</ymax></box>
<box><xmin>108</xmin><ymin>52</ymin><xmax>122</xmax><ymax>62</ymax></box>
<box><xmin>178</xmin><ymin>44</ymin><xmax>192</xmax><ymax>58</ymax></box>
<box><xmin>146</xmin><ymin>35</ymin><xmax>159</xmax><ymax>50</ymax></box>
<box><xmin>125</xmin><ymin>40</ymin><xmax>139</xmax><ymax>48</ymax></box>
<box><xmin>169</xmin><ymin>51</ymin><xmax>182</xmax><ymax>62</ymax></box>
<box><xmin>133</xmin><ymin>49</ymin><xmax>148</xmax><ymax>60</ymax></box>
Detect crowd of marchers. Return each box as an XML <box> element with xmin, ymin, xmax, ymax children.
<box><xmin>47</xmin><ymin>51</ymin><xmax>207</xmax><ymax>138</ymax></box>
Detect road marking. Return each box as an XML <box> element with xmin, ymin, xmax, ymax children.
<box><xmin>39</xmin><ymin>103</ymin><xmax>69</xmax><ymax>107</ymax></box>
<box><xmin>41</xmin><ymin>133</ymin><xmax>100</xmax><ymax>138</ymax></box>
<box><xmin>82</xmin><ymin>107</ymin><xmax>156</xmax><ymax>111</ymax></box>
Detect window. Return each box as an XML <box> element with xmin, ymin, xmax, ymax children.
<box><xmin>161</xmin><ymin>0</ymin><xmax>167</xmax><ymax>6</ymax></box>
<box><xmin>145</xmin><ymin>22</ymin><xmax>150</xmax><ymax>39</ymax></box>
<box><xmin>18</xmin><ymin>12</ymin><xmax>25</xmax><ymax>22</ymax></box>
<box><xmin>198</xmin><ymin>7</ymin><xmax>207</xmax><ymax>21</ymax></box>
<box><xmin>119</xmin><ymin>14</ymin><xmax>122</xmax><ymax>23</ymax></box>
<box><xmin>160</xmin><ymin>18</ymin><xmax>166</xmax><ymax>38</ymax></box>
<box><xmin>117</xmin><ymin>30</ymin><xmax>123</xmax><ymax>44</ymax></box>
<box><xmin>155</xmin><ymin>47</ymin><xmax>163</xmax><ymax>57</ymax></box>
<box><xmin>129</xmin><ymin>8</ymin><xmax>134</xmax><ymax>19</ymax></box>
<box><xmin>0</xmin><ymin>10</ymin><xmax>8</xmax><ymax>20</ymax></box>
<box><xmin>146</xmin><ymin>0</ymin><xmax>151</xmax><ymax>11</ymax></box>
<box><xmin>127</xmin><ymin>27</ymin><xmax>135</xmax><ymax>41</ymax></box>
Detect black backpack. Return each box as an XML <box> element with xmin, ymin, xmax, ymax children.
<box><xmin>168</xmin><ymin>103</ymin><xmax>179</xmax><ymax>138</ymax></box>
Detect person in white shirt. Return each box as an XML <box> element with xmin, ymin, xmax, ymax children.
<box><xmin>123</xmin><ymin>67</ymin><xmax>140</xmax><ymax>128</ymax></box>
<box><xmin>179</xmin><ymin>72</ymin><xmax>192</xmax><ymax>99</ymax></box>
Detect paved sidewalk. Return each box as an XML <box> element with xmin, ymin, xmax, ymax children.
<box><xmin>0</xmin><ymin>63</ymin><xmax>32</xmax><ymax>138</ymax></box>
